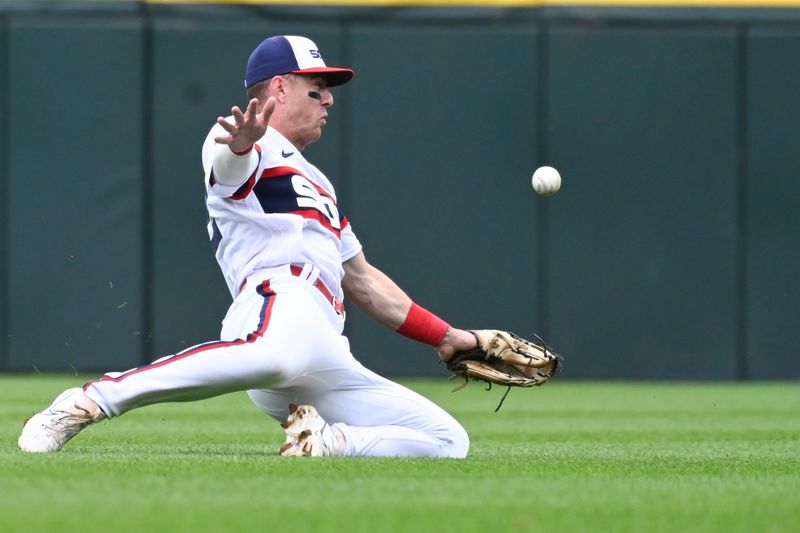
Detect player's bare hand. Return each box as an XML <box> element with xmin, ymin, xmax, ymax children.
<box><xmin>214</xmin><ymin>97</ymin><xmax>276</xmax><ymax>153</ymax></box>
<box><xmin>436</xmin><ymin>328</ymin><xmax>477</xmax><ymax>363</ymax></box>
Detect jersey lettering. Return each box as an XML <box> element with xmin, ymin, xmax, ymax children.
<box><xmin>252</xmin><ymin>171</ymin><xmax>342</xmax><ymax>236</ymax></box>
<box><xmin>292</xmin><ymin>175</ymin><xmax>341</xmax><ymax>231</ymax></box>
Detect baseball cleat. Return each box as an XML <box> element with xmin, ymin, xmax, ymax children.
<box><xmin>279</xmin><ymin>403</ymin><xmax>344</xmax><ymax>457</ymax></box>
<box><xmin>18</xmin><ymin>387</ymin><xmax>106</xmax><ymax>453</ymax></box>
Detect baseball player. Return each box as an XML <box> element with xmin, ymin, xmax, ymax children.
<box><xmin>18</xmin><ymin>35</ymin><xmax>477</xmax><ymax>458</ymax></box>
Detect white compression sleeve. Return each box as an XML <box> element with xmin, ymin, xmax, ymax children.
<box><xmin>212</xmin><ymin>144</ymin><xmax>259</xmax><ymax>187</ymax></box>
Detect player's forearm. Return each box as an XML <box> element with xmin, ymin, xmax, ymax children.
<box><xmin>343</xmin><ymin>259</ymin><xmax>411</xmax><ymax>329</ymax></box>
<box><xmin>343</xmin><ymin>253</ymin><xmax>450</xmax><ymax>346</ymax></box>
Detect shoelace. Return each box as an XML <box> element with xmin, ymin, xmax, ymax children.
<box><xmin>42</xmin><ymin>404</ymin><xmax>93</xmax><ymax>433</ymax></box>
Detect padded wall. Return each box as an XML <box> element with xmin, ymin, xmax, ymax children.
<box><xmin>0</xmin><ymin>25</ymin><xmax>7</xmax><ymax>369</ymax></box>
<box><xmin>546</xmin><ymin>26</ymin><xmax>740</xmax><ymax>379</ymax></box>
<box><xmin>6</xmin><ymin>17</ymin><xmax>144</xmax><ymax>371</ymax></box>
<box><xmin>0</xmin><ymin>5</ymin><xmax>798</xmax><ymax>379</ymax></box>
<box><xmin>746</xmin><ymin>28</ymin><xmax>800</xmax><ymax>379</ymax></box>
<box><xmin>346</xmin><ymin>26</ymin><xmax>541</xmax><ymax>375</ymax></box>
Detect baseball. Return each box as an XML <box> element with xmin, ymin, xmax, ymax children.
<box><xmin>531</xmin><ymin>166</ymin><xmax>561</xmax><ymax>196</ymax></box>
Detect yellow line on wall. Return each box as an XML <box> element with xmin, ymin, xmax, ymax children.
<box><xmin>144</xmin><ymin>0</ymin><xmax>800</xmax><ymax>6</ymax></box>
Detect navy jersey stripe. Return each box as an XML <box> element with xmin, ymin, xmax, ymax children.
<box><xmin>210</xmin><ymin>218</ymin><xmax>222</xmax><ymax>254</ymax></box>
<box><xmin>253</xmin><ymin>174</ymin><xmax>302</xmax><ymax>214</ymax></box>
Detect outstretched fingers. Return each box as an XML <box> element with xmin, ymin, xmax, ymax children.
<box><xmin>258</xmin><ymin>96</ymin><xmax>277</xmax><ymax>125</ymax></box>
<box><xmin>213</xmin><ymin>98</ymin><xmax>272</xmax><ymax>148</ymax></box>
<box><xmin>239</xmin><ymin>98</ymin><xmax>260</xmax><ymax>125</ymax></box>
<box><xmin>214</xmin><ymin>109</ymin><xmax>241</xmax><ymax>144</ymax></box>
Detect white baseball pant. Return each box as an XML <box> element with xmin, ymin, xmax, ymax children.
<box><xmin>83</xmin><ymin>265</ymin><xmax>469</xmax><ymax>458</ymax></box>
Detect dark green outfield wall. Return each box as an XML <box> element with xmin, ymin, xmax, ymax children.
<box><xmin>0</xmin><ymin>3</ymin><xmax>798</xmax><ymax>379</ymax></box>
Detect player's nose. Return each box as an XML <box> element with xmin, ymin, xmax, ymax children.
<box><xmin>321</xmin><ymin>89</ymin><xmax>334</xmax><ymax>107</ymax></box>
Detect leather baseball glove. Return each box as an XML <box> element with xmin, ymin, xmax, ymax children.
<box><xmin>446</xmin><ymin>329</ymin><xmax>562</xmax><ymax>411</ymax></box>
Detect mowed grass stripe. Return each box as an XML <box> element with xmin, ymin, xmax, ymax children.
<box><xmin>1</xmin><ymin>375</ymin><xmax>798</xmax><ymax>533</ymax></box>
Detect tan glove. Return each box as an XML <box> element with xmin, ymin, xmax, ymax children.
<box><xmin>446</xmin><ymin>330</ymin><xmax>562</xmax><ymax>410</ymax></box>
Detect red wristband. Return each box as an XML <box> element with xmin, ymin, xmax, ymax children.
<box><xmin>396</xmin><ymin>302</ymin><xmax>450</xmax><ymax>346</ymax></box>
<box><xmin>232</xmin><ymin>144</ymin><xmax>254</xmax><ymax>156</ymax></box>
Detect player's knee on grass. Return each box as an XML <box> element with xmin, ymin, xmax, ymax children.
<box><xmin>443</xmin><ymin>421</ymin><xmax>470</xmax><ymax>459</ymax></box>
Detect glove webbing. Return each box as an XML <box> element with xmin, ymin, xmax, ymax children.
<box><xmin>449</xmin><ymin>332</ymin><xmax>554</xmax><ymax>412</ymax></box>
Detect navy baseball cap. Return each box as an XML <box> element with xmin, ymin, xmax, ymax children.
<box><xmin>245</xmin><ymin>35</ymin><xmax>354</xmax><ymax>89</ymax></box>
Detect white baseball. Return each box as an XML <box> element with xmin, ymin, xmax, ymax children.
<box><xmin>531</xmin><ymin>166</ymin><xmax>561</xmax><ymax>196</ymax></box>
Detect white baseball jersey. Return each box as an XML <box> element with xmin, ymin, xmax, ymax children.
<box><xmin>201</xmin><ymin>123</ymin><xmax>362</xmax><ymax>299</ymax></box>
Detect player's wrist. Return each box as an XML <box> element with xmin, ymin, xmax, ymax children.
<box><xmin>396</xmin><ymin>302</ymin><xmax>450</xmax><ymax>346</ymax></box>
<box><xmin>231</xmin><ymin>144</ymin><xmax>254</xmax><ymax>156</ymax></box>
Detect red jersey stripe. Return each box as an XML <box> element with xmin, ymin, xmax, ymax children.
<box><xmin>289</xmin><ymin>209</ymin><xmax>341</xmax><ymax>237</ymax></box>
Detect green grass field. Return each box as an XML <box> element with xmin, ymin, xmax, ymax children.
<box><xmin>1</xmin><ymin>375</ymin><xmax>798</xmax><ymax>533</ymax></box>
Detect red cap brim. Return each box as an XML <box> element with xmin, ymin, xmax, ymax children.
<box><xmin>292</xmin><ymin>67</ymin><xmax>354</xmax><ymax>87</ymax></box>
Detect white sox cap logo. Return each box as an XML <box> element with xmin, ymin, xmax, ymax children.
<box><xmin>244</xmin><ymin>35</ymin><xmax>353</xmax><ymax>88</ymax></box>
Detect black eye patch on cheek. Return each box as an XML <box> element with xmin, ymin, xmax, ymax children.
<box><xmin>308</xmin><ymin>91</ymin><xmax>322</xmax><ymax>100</ymax></box>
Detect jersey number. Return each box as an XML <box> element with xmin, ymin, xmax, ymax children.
<box><xmin>292</xmin><ymin>175</ymin><xmax>341</xmax><ymax>230</ymax></box>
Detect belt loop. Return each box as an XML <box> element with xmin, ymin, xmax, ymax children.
<box><xmin>289</xmin><ymin>264</ymin><xmax>344</xmax><ymax>316</ymax></box>
<box><xmin>309</xmin><ymin>265</ymin><xmax>321</xmax><ymax>283</ymax></box>
<box><xmin>298</xmin><ymin>263</ymin><xmax>314</xmax><ymax>281</ymax></box>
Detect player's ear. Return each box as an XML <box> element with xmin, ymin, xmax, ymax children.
<box><xmin>270</xmin><ymin>75</ymin><xmax>290</xmax><ymax>103</ymax></box>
